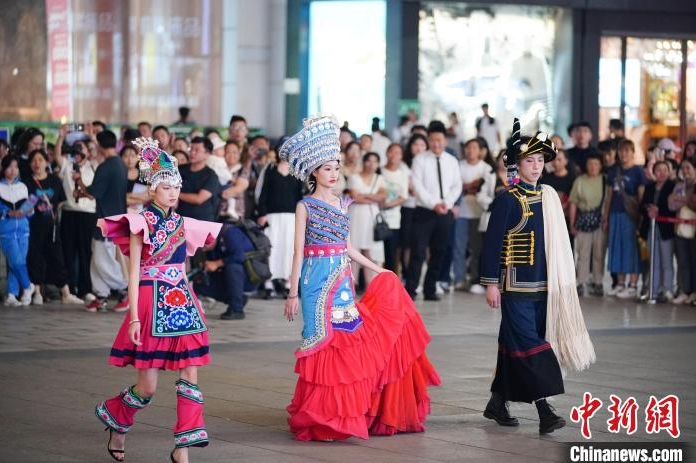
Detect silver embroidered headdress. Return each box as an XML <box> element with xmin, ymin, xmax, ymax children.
<box><xmin>132</xmin><ymin>137</ymin><xmax>183</xmax><ymax>189</ymax></box>
<box><xmin>278</xmin><ymin>114</ymin><xmax>342</xmax><ymax>182</ymax></box>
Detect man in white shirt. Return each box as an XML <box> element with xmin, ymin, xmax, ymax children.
<box><xmin>476</xmin><ymin>104</ymin><xmax>501</xmax><ymax>154</ymax></box>
<box><xmin>405</xmin><ymin>121</ymin><xmax>462</xmax><ymax>301</ymax></box>
<box><xmin>452</xmin><ymin>139</ymin><xmax>492</xmax><ymax>294</ymax></box>
<box><xmin>369</xmin><ymin>117</ymin><xmax>392</xmax><ymax>166</ymax></box>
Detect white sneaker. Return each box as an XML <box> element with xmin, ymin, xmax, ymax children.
<box><xmin>469</xmin><ymin>284</ymin><xmax>486</xmax><ymax>295</ymax></box>
<box><xmin>61</xmin><ymin>294</ymin><xmax>84</xmax><ymax>305</ymax></box>
<box><xmin>663</xmin><ymin>291</ymin><xmax>675</xmax><ymax>302</ymax></box>
<box><xmin>32</xmin><ymin>292</ymin><xmax>44</xmax><ymax>305</ymax></box>
<box><xmin>4</xmin><ymin>294</ymin><xmax>21</xmax><ymax>307</ymax></box>
<box><xmin>435</xmin><ymin>282</ymin><xmax>445</xmax><ymax>295</ymax></box>
<box><xmin>20</xmin><ymin>284</ymin><xmax>35</xmax><ymax>306</ymax></box>
<box><xmin>606</xmin><ymin>285</ymin><xmax>623</xmax><ymax>296</ymax></box>
<box><xmin>440</xmin><ymin>281</ymin><xmax>452</xmax><ymax>292</ymax></box>
<box><xmin>616</xmin><ymin>286</ymin><xmax>637</xmax><ymax>299</ymax></box>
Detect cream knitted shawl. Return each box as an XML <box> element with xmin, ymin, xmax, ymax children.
<box><xmin>541</xmin><ymin>184</ymin><xmax>596</xmax><ymax>373</ymax></box>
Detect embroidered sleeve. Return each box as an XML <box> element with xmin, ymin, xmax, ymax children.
<box><xmin>97</xmin><ymin>213</ymin><xmax>150</xmax><ymax>256</ymax></box>
<box><xmin>182</xmin><ymin>218</ymin><xmax>223</xmax><ymax>256</ymax></box>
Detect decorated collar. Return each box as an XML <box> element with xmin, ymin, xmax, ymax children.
<box><xmin>517</xmin><ymin>180</ymin><xmax>542</xmax><ymax>195</ymax></box>
<box><xmin>149</xmin><ymin>202</ymin><xmax>173</xmax><ymax>219</ymax></box>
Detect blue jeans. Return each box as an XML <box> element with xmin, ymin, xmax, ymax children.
<box><xmin>452</xmin><ymin>217</ymin><xmax>482</xmax><ymax>284</ymax></box>
<box><xmin>0</xmin><ymin>232</ymin><xmax>31</xmax><ymax>295</ymax></box>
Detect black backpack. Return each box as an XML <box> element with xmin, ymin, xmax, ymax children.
<box><xmin>232</xmin><ymin>220</ymin><xmax>272</xmax><ymax>285</ymax></box>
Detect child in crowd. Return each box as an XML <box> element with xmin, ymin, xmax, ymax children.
<box><xmin>0</xmin><ymin>155</ymin><xmax>35</xmax><ymax>306</ymax></box>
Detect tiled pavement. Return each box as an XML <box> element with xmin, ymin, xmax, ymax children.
<box><xmin>0</xmin><ymin>291</ymin><xmax>694</xmax><ymax>462</ymax></box>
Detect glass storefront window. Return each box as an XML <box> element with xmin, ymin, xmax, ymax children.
<box><xmin>598</xmin><ymin>36</ymin><xmax>622</xmax><ymax>140</ymax></box>
<box><xmin>686</xmin><ymin>40</ymin><xmax>696</xmax><ymax>140</ymax></box>
<box><xmin>599</xmin><ymin>36</ymin><xmax>694</xmax><ymax>157</ymax></box>
<box><xmin>307</xmin><ymin>1</ymin><xmax>386</xmax><ymax>135</ymax></box>
<box><xmin>418</xmin><ymin>3</ymin><xmax>569</xmax><ymax>152</ymax></box>
<box><xmin>6</xmin><ymin>0</ymin><xmax>222</xmax><ymax>125</ymax></box>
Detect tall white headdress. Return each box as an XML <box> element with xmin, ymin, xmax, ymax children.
<box><xmin>278</xmin><ymin>114</ymin><xmax>342</xmax><ymax>182</ymax></box>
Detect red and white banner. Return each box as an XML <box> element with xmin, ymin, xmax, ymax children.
<box><xmin>46</xmin><ymin>0</ymin><xmax>71</xmax><ymax>121</ymax></box>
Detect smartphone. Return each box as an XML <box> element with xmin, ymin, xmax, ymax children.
<box><xmin>67</xmin><ymin>123</ymin><xmax>84</xmax><ymax>132</ymax></box>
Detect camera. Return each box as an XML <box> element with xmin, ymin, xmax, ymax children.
<box><xmin>67</xmin><ymin>123</ymin><xmax>84</xmax><ymax>132</ymax></box>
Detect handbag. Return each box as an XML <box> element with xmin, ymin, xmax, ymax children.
<box><xmin>575</xmin><ymin>208</ymin><xmax>602</xmax><ymax>232</ymax></box>
<box><xmin>617</xmin><ymin>168</ymin><xmax>640</xmax><ymax>222</ymax></box>
<box><xmin>367</xmin><ymin>174</ymin><xmax>393</xmax><ymax>242</ymax></box>
<box><xmin>373</xmin><ymin>211</ymin><xmax>393</xmax><ymax>241</ymax></box>
<box><xmin>575</xmin><ymin>176</ymin><xmax>605</xmax><ymax>232</ymax></box>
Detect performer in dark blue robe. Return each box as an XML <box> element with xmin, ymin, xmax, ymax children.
<box><xmin>479</xmin><ymin>119</ymin><xmax>594</xmax><ymax>434</ymax></box>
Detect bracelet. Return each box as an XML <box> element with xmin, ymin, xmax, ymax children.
<box><xmin>287</xmin><ymin>294</ymin><xmax>298</xmax><ymax>299</ymax></box>
<box><xmin>129</xmin><ymin>319</ymin><xmax>140</xmax><ymax>326</ymax></box>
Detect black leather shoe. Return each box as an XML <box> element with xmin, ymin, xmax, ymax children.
<box><xmin>423</xmin><ymin>294</ymin><xmax>441</xmax><ymax>301</ymax></box>
<box><xmin>483</xmin><ymin>393</ymin><xmax>519</xmax><ymax>426</ymax></box>
<box><xmin>536</xmin><ymin>399</ymin><xmax>566</xmax><ymax>434</ymax></box>
<box><xmin>220</xmin><ymin>311</ymin><xmax>245</xmax><ymax>320</ymax></box>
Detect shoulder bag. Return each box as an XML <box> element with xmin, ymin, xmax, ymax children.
<box><xmin>368</xmin><ymin>175</ymin><xmax>392</xmax><ymax>241</ymax></box>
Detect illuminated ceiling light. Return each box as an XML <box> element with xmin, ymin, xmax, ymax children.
<box><xmin>656</xmin><ymin>41</ymin><xmax>662</xmax><ymax>49</ymax></box>
<box><xmin>672</xmin><ymin>41</ymin><xmax>681</xmax><ymax>50</ymax></box>
<box><xmin>12</xmin><ymin>68</ymin><xmax>18</xmax><ymax>76</ymax></box>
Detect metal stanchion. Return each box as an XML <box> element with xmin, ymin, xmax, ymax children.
<box><xmin>647</xmin><ymin>217</ymin><xmax>657</xmax><ymax>304</ymax></box>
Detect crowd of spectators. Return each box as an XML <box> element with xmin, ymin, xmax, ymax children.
<box><xmin>1</xmin><ymin>114</ymin><xmax>695</xmax><ymax>317</ymax></box>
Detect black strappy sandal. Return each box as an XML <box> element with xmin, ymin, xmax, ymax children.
<box><xmin>105</xmin><ymin>427</ymin><xmax>125</xmax><ymax>462</ymax></box>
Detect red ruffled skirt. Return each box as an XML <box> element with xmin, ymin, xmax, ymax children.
<box><xmin>108</xmin><ymin>284</ymin><xmax>210</xmax><ymax>371</ymax></box>
<box><xmin>287</xmin><ymin>272</ymin><xmax>441</xmax><ymax>441</ymax></box>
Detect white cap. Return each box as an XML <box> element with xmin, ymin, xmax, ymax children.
<box><xmin>657</xmin><ymin>137</ymin><xmax>681</xmax><ymax>153</ymax></box>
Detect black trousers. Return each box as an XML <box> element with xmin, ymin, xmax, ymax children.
<box><xmin>405</xmin><ymin>207</ymin><xmax>454</xmax><ymax>297</ymax></box>
<box><xmin>61</xmin><ymin>210</ymin><xmax>97</xmax><ymax>296</ymax></box>
<box><xmin>383</xmin><ymin>227</ymin><xmax>400</xmax><ymax>272</ymax></box>
<box><xmin>28</xmin><ymin>219</ymin><xmax>68</xmax><ymax>287</ymax></box>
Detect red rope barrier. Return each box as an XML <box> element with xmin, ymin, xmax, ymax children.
<box><xmin>654</xmin><ymin>216</ymin><xmax>696</xmax><ymax>225</ymax></box>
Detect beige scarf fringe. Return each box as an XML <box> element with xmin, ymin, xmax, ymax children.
<box><xmin>541</xmin><ymin>184</ymin><xmax>596</xmax><ymax>373</ymax></box>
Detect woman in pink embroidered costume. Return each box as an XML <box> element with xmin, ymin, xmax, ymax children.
<box><xmin>281</xmin><ymin>115</ymin><xmax>441</xmax><ymax>441</ymax></box>
<box><xmin>94</xmin><ymin>138</ymin><xmax>221</xmax><ymax>463</ymax></box>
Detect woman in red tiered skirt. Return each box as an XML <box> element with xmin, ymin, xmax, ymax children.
<box><xmin>279</xmin><ymin>115</ymin><xmax>441</xmax><ymax>441</ymax></box>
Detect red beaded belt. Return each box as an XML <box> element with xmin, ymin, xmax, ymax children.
<box><xmin>303</xmin><ymin>244</ymin><xmax>348</xmax><ymax>258</ymax></box>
